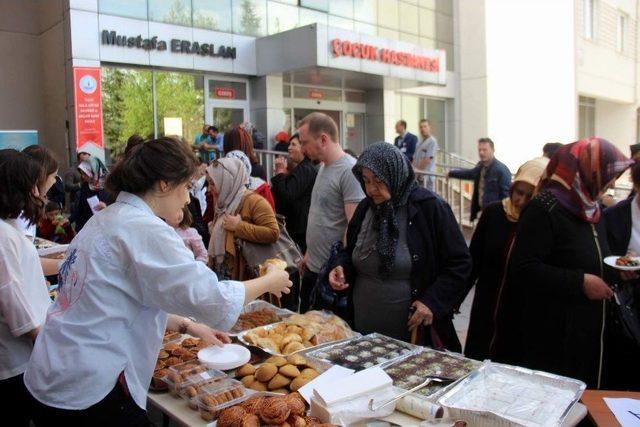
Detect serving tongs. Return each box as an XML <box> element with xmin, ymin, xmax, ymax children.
<box><xmin>368</xmin><ymin>375</ymin><xmax>455</xmax><ymax>412</ymax></box>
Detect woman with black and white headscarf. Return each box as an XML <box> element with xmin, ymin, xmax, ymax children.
<box><xmin>328</xmin><ymin>142</ymin><xmax>471</xmax><ymax>349</ymax></box>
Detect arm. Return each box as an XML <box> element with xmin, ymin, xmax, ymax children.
<box><xmin>234</xmin><ymin>195</ymin><xmax>279</xmax><ymax>244</ymax></box>
<box><xmin>421</xmin><ymin>200</ymin><xmax>473</xmax><ymax>318</ymax></box>
<box><xmin>498</xmin><ymin>166</ymin><xmax>512</xmax><ymax>199</ymax></box>
<box><xmin>188</xmin><ymin>229</ymin><xmax>209</xmax><ymax>263</ymax></box>
<box><xmin>448</xmin><ymin>166</ymin><xmax>478</xmax><ymax>180</ymax></box>
<box><xmin>40</xmin><ymin>257</ymin><xmax>61</xmax><ymax>276</ymax></box>
<box><xmin>509</xmin><ymin>203</ymin><xmax>585</xmax><ymax>299</ymax></box>
<box><xmin>406</xmin><ymin>136</ymin><xmax>417</xmax><ymax>161</ymax></box>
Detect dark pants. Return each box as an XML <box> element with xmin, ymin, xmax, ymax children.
<box><xmin>279</xmin><ymin>270</ymin><xmax>301</xmax><ymax>312</ymax></box>
<box><xmin>1</xmin><ymin>373</ymin><xmax>31</xmax><ymax>426</ymax></box>
<box><xmin>29</xmin><ymin>381</ymin><xmax>155</xmax><ymax>427</ymax></box>
<box><xmin>300</xmin><ymin>269</ymin><xmax>318</xmax><ymax>313</ymax></box>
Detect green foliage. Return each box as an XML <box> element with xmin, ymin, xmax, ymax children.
<box><xmin>239</xmin><ymin>0</ymin><xmax>262</xmax><ymax>37</ymax></box>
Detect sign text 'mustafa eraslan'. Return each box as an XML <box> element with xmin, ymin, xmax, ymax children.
<box><xmin>101</xmin><ymin>30</ymin><xmax>237</xmax><ymax>59</ymax></box>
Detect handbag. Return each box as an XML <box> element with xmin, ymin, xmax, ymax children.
<box><xmin>612</xmin><ymin>282</ymin><xmax>640</xmax><ymax>347</ymax></box>
<box><xmin>236</xmin><ymin>213</ymin><xmax>303</xmax><ymax>275</ymax></box>
<box><xmin>310</xmin><ymin>241</ymin><xmax>349</xmax><ymax>312</ymax></box>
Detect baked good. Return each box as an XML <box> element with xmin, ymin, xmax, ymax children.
<box><xmin>256</xmin><ymin>338</ymin><xmax>280</xmax><ymax>354</ymax></box>
<box><xmin>285</xmin><ymin>393</ymin><xmax>306</xmax><ymax>416</ymax></box>
<box><xmin>163</xmin><ymin>343</ymin><xmax>180</xmax><ymax>352</ymax></box>
<box><xmin>271</xmin><ymin>388</ymin><xmax>290</xmax><ymax>394</ymax></box>
<box><xmin>158</xmin><ymin>350</ymin><xmax>170</xmax><ymax>359</ymax></box>
<box><xmin>236</xmin><ymin>364</ymin><xmax>256</xmax><ymax>377</ymax></box>
<box><xmin>305</xmin><ymin>416</ymin><xmax>322</xmax><ymax>426</ymax></box>
<box><xmin>265</xmin><ymin>356</ymin><xmax>288</xmax><ymax>367</ymax></box>
<box><xmin>240</xmin><ymin>375</ymin><xmax>255</xmax><ymax>387</ymax></box>
<box><xmin>241</xmin><ymin>413</ymin><xmax>261</xmax><ymax>427</ymax></box>
<box><xmin>259</xmin><ymin>258</ymin><xmax>287</xmax><ymax>276</ymax></box>
<box><xmin>181</xmin><ymin>337</ymin><xmax>199</xmax><ymax>348</ymax></box>
<box><xmin>268</xmin><ymin>373</ymin><xmax>291</xmax><ymax>390</ymax></box>
<box><xmin>217</xmin><ymin>406</ymin><xmax>247</xmax><ymax>427</ymax></box>
<box><xmin>240</xmin><ymin>396</ymin><xmax>266</xmax><ymax>415</ymax></box>
<box><xmin>155</xmin><ymin>360</ymin><xmax>166</xmax><ymax>371</ymax></box>
<box><xmin>283</xmin><ymin>341</ymin><xmax>305</xmax><ymax>355</ymax></box>
<box><xmin>255</xmin><ymin>363</ymin><xmax>278</xmax><ymax>382</ymax></box>
<box><xmin>288</xmin><ymin>414</ymin><xmax>307</xmax><ymax>427</ymax></box>
<box><xmin>164</xmin><ymin>357</ymin><xmax>181</xmax><ymax>367</ymax></box>
<box><xmin>300</xmin><ymin>368</ymin><xmax>319</xmax><ymax>380</ymax></box>
<box><xmin>260</xmin><ymin>397</ymin><xmax>291</xmax><ymax>425</ymax></box>
<box><xmin>282</xmin><ymin>334</ymin><xmax>302</xmax><ymax>346</ymax></box>
<box><xmin>280</xmin><ymin>364</ymin><xmax>301</xmax><ymax>379</ymax></box>
<box><xmin>249</xmin><ymin>381</ymin><xmax>267</xmax><ymax>392</ymax></box>
<box><xmin>286</xmin><ymin>354</ymin><xmax>308</xmax><ymax>367</ymax></box>
<box><xmin>290</xmin><ymin>376</ymin><xmax>311</xmax><ymax>392</ymax></box>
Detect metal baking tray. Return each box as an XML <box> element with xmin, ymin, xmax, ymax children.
<box><xmin>381</xmin><ymin>347</ymin><xmax>482</xmax><ymax>401</ymax></box>
<box><xmin>238</xmin><ymin>321</ymin><xmax>360</xmax><ymax>357</ymax></box>
<box><xmin>437</xmin><ymin>362</ymin><xmax>586</xmax><ymax>427</ymax></box>
<box><xmin>229</xmin><ymin>300</ymin><xmax>295</xmax><ymax>336</ymax></box>
<box><xmin>300</xmin><ymin>332</ymin><xmax>420</xmax><ymax>371</ymax></box>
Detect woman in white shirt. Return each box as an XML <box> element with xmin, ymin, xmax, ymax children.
<box><xmin>24</xmin><ymin>137</ymin><xmax>292</xmax><ymax>425</ymax></box>
<box><xmin>0</xmin><ymin>148</ymin><xmax>58</xmax><ymax>427</ymax></box>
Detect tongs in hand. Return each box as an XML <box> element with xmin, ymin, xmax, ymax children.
<box><xmin>368</xmin><ymin>375</ymin><xmax>455</xmax><ymax>412</ymax></box>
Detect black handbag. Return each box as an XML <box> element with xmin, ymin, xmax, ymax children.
<box><xmin>612</xmin><ymin>282</ymin><xmax>640</xmax><ymax>347</ymax></box>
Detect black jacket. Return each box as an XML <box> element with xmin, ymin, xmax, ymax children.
<box><xmin>509</xmin><ymin>190</ymin><xmax>612</xmax><ymax>388</ymax></box>
<box><xmin>336</xmin><ymin>187</ymin><xmax>472</xmax><ymax>351</ymax></box>
<box><xmin>188</xmin><ymin>194</ymin><xmax>209</xmax><ymax>248</ymax></box>
<box><xmin>604</xmin><ymin>198</ymin><xmax>632</xmax><ymax>256</ymax></box>
<box><xmin>270</xmin><ymin>157</ymin><xmax>317</xmax><ymax>249</ymax></box>
<box><xmin>449</xmin><ymin>159</ymin><xmax>511</xmax><ymax>221</ymax></box>
<box><xmin>70</xmin><ymin>182</ymin><xmax>109</xmax><ymax>232</ymax></box>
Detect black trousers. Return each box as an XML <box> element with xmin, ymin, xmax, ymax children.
<box><xmin>1</xmin><ymin>373</ymin><xmax>31</xmax><ymax>427</ymax></box>
<box><xmin>300</xmin><ymin>269</ymin><xmax>318</xmax><ymax>313</ymax></box>
<box><xmin>279</xmin><ymin>270</ymin><xmax>301</xmax><ymax>312</ymax></box>
<box><xmin>29</xmin><ymin>381</ymin><xmax>155</xmax><ymax>427</ymax></box>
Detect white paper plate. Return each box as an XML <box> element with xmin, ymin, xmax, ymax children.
<box><xmin>604</xmin><ymin>255</ymin><xmax>640</xmax><ymax>271</ymax></box>
<box><xmin>198</xmin><ymin>344</ymin><xmax>250</xmax><ymax>371</ymax></box>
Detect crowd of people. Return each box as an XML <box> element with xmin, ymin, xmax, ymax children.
<box><xmin>1</xmin><ymin>110</ymin><xmax>639</xmax><ymax>425</ymax></box>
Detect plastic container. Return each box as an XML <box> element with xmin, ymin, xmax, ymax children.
<box><xmin>162</xmin><ymin>360</ymin><xmax>225</xmax><ymax>399</ymax></box>
<box><xmin>196</xmin><ymin>379</ymin><xmax>246</xmax><ymax>421</ymax></box>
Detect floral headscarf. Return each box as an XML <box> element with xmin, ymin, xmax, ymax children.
<box><xmin>352</xmin><ymin>142</ymin><xmax>417</xmax><ymax>277</ymax></box>
<box><xmin>539</xmin><ymin>137</ymin><xmax>632</xmax><ymax>223</ymax></box>
<box><xmin>225</xmin><ymin>150</ymin><xmax>266</xmax><ymax>191</ymax></box>
<box><xmin>78</xmin><ymin>157</ymin><xmax>108</xmax><ymax>191</ymax></box>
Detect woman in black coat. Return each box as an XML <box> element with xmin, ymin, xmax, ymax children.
<box><xmin>70</xmin><ymin>158</ymin><xmax>110</xmax><ymax>232</ymax></box>
<box><xmin>328</xmin><ymin>142</ymin><xmax>471</xmax><ymax>350</ymax></box>
<box><xmin>509</xmin><ymin>138</ymin><xmax>631</xmax><ymax>388</ymax></box>
<box><xmin>464</xmin><ymin>158</ymin><xmax>546</xmax><ymax>362</ymax></box>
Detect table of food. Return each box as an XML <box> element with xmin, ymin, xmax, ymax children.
<box><xmin>147</xmin><ymin>302</ymin><xmax>589</xmax><ymax>427</ymax></box>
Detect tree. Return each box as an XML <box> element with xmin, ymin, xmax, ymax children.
<box><xmin>165</xmin><ymin>0</ymin><xmax>191</xmax><ymax>26</ymax></box>
<box><xmin>240</xmin><ymin>0</ymin><xmax>262</xmax><ymax>37</ymax></box>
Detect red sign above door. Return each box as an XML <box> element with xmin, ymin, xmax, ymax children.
<box><xmin>308</xmin><ymin>90</ymin><xmax>324</xmax><ymax>99</ymax></box>
<box><xmin>215</xmin><ymin>87</ymin><xmax>236</xmax><ymax>99</ymax></box>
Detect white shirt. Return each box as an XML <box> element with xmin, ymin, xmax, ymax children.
<box><xmin>25</xmin><ymin>192</ymin><xmax>245</xmax><ymax>410</ymax></box>
<box><xmin>0</xmin><ymin>219</ymin><xmax>51</xmax><ymax>380</ymax></box>
<box><xmin>15</xmin><ymin>213</ymin><xmax>36</xmax><ymax>242</ymax></box>
<box><xmin>629</xmin><ymin>195</ymin><xmax>640</xmax><ymax>255</ymax></box>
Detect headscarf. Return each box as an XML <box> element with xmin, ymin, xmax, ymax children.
<box><xmin>225</xmin><ymin>150</ymin><xmax>266</xmax><ymax>191</ymax></box>
<box><xmin>539</xmin><ymin>137</ymin><xmax>632</xmax><ymax>223</ymax></box>
<box><xmin>78</xmin><ymin>157</ymin><xmax>108</xmax><ymax>191</ymax></box>
<box><xmin>502</xmin><ymin>157</ymin><xmax>548</xmax><ymax>222</ymax></box>
<box><xmin>206</xmin><ymin>157</ymin><xmax>249</xmax><ymax>267</ymax></box>
<box><xmin>352</xmin><ymin>142</ymin><xmax>417</xmax><ymax>277</ymax></box>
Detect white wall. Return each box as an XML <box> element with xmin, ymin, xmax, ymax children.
<box><xmin>483</xmin><ymin>0</ymin><xmax>577</xmax><ymax>171</ymax></box>
<box><xmin>595</xmin><ymin>99</ymin><xmax>637</xmax><ymax>150</ymax></box>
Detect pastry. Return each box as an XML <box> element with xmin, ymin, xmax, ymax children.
<box><xmin>259</xmin><ymin>258</ymin><xmax>287</xmax><ymax>276</ymax></box>
<box><xmin>290</xmin><ymin>376</ymin><xmax>311</xmax><ymax>392</ymax></box>
<box><xmin>217</xmin><ymin>406</ymin><xmax>247</xmax><ymax>427</ymax></box>
<box><xmin>282</xmin><ymin>333</ymin><xmax>302</xmax><ymax>346</ymax></box>
<box><xmin>265</xmin><ymin>356</ymin><xmax>288</xmax><ymax>367</ymax></box>
<box><xmin>236</xmin><ymin>364</ymin><xmax>256</xmax><ymax>377</ymax></box>
<box><xmin>256</xmin><ymin>338</ymin><xmax>280</xmax><ymax>354</ymax></box>
<box><xmin>241</xmin><ymin>413</ymin><xmax>260</xmax><ymax>427</ymax></box>
<box><xmin>155</xmin><ymin>360</ymin><xmax>166</xmax><ymax>371</ymax></box>
<box><xmin>300</xmin><ymin>368</ymin><xmax>319</xmax><ymax>380</ymax></box>
<box><xmin>305</xmin><ymin>416</ymin><xmax>322</xmax><ymax>426</ymax></box>
<box><xmin>181</xmin><ymin>337</ymin><xmax>199</xmax><ymax>347</ymax></box>
<box><xmin>285</xmin><ymin>393</ymin><xmax>306</xmax><ymax>416</ymax></box>
<box><xmin>255</xmin><ymin>363</ymin><xmax>278</xmax><ymax>382</ymax></box>
<box><xmin>268</xmin><ymin>373</ymin><xmax>291</xmax><ymax>390</ymax></box>
<box><xmin>249</xmin><ymin>381</ymin><xmax>267</xmax><ymax>392</ymax></box>
<box><xmin>240</xmin><ymin>375</ymin><xmax>255</xmax><ymax>387</ymax></box>
<box><xmin>163</xmin><ymin>343</ymin><xmax>179</xmax><ymax>352</ymax></box>
<box><xmin>241</xmin><ymin>395</ymin><xmax>266</xmax><ymax>415</ymax></box>
<box><xmin>157</xmin><ymin>350</ymin><xmax>170</xmax><ymax>359</ymax></box>
<box><xmin>283</xmin><ymin>341</ymin><xmax>305</xmax><ymax>355</ymax></box>
<box><xmin>288</xmin><ymin>415</ymin><xmax>307</xmax><ymax>427</ymax></box>
<box><xmin>271</xmin><ymin>388</ymin><xmax>289</xmax><ymax>394</ymax></box>
<box><xmin>286</xmin><ymin>354</ymin><xmax>308</xmax><ymax>367</ymax></box>
<box><xmin>260</xmin><ymin>397</ymin><xmax>291</xmax><ymax>425</ymax></box>
<box><xmin>164</xmin><ymin>357</ymin><xmax>181</xmax><ymax>367</ymax></box>
<box><xmin>153</xmin><ymin>368</ymin><xmax>168</xmax><ymax>379</ymax></box>
<box><xmin>279</xmin><ymin>364</ymin><xmax>301</xmax><ymax>379</ymax></box>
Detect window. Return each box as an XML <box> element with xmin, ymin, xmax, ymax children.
<box><xmin>156</xmin><ymin>71</ymin><xmax>205</xmax><ymax>141</ymax></box>
<box><xmin>299</xmin><ymin>8</ymin><xmax>328</xmax><ymax>26</ymax></box>
<box><xmin>579</xmin><ymin>96</ymin><xmax>596</xmax><ymax>139</ymax></box>
<box><xmin>583</xmin><ymin>0</ymin><xmax>594</xmax><ymax>39</ymax></box>
<box><xmin>617</xmin><ymin>14</ymin><xmax>625</xmax><ymax>52</ymax></box>
<box><xmin>353</xmin><ymin>0</ymin><xmax>376</xmax><ymax>24</ymax></box>
<box><xmin>99</xmin><ymin>0</ymin><xmax>147</xmax><ymax>19</ymax></box>
<box><xmin>267</xmin><ymin>1</ymin><xmax>299</xmax><ymax>34</ymax></box>
<box><xmin>193</xmin><ymin>0</ymin><xmax>232</xmax><ymax>31</ymax></box>
<box><xmin>329</xmin><ymin>0</ymin><xmax>354</xmax><ymax>19</ymax></box>
<box><xmin>301</xmin><ymin>0</ymin><xmax>329</xmax><ymax>11</ymax></box>
<box><xmin>148</xmin><ymin>0</ymin><xmax>192</xmax><ymax>26</ymax></box>
<box><xmin>232</xmin><ymin>0</ymin><xmax>267</xmax><ymax>36</ymax></box>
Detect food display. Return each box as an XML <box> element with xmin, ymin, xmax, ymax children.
<box><xmin>240</xmin><ymin>311</ymin><xmax>356</xmax><ymax>356</ymax></box>
<box><xmin>234</xmin><ymin>354</ymin><xmax>321</xmax><ymax>394</ymax></box>
<box><xmin>616</xmin><ymin>254</ymin><xmax>640</xmax><ymax>266</ymax></box>
<box><xmin>259</xmin><ymin>258</ymin><xmax>288</xmax><ymax>276</ymax></box>
<box><xmin>152</xmin><ymin>334</ymin><xmax>211</xmax><ymax>390</ymax></box>
<box><xmin>163</xmin><ymin>361</ymin><xmax>226</xmax><ymax>405</ymax></box>
<box><xmin>384</xmin><ymin>348</ymin><xmax>481</xmax><ymax>398</ymax></box>
<box><xmin>304</xmin><ymin>333</ymin><xmax>418</xmax><ymax>371</ymax></box>
<box><xmin>195</xmin><ymin>379</ymin><xmax>246</xmax><ymax>421</ymax></box>
<box><xmin>230</xmin><ymin>300</ymin><xmax>294</xmax><ymax>335</ymax></box>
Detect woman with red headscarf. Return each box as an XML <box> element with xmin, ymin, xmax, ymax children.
<box><xmin>509</xmin><ymin>138</ymin><xmax>632</xmax><ymax>389</ymax></box>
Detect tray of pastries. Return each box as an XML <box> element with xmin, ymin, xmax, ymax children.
<box><xmin>302</xmin><ymin>333</ymin><xmax>419</xmax><ymax>371</ymax></box>
<box><xmin>230</xmin><ymin>300</ymin><xmax>295</xmax><ymax>336</ymax></box>
<box><xmin>383</xmin><ymin>348</ymin><xmax>482</xmax><ymax>399</ymax></box>
<box><xmin>233</xmin><ymin>353</ymin><xmax>328</xmax><ymax>395</ymax></box>
<box><xmin>151</xmin><ymin>334</ymin><xmax>212</xmax><ymax>391</ymax></box>
<box><xmin>238</xmin><ymin>311</ymin><xmax>357</xmax><ymax>356</ymax></box>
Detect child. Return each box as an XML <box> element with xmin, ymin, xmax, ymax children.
<box><xmin>168</xmin><ymin>206</ymin><xmax>208</xmax><ymax>263</ymax></box>
<box><xmin>38</xmin><ymin>202</ymin><xmax>75</xmax><ymax>244</ymax></box>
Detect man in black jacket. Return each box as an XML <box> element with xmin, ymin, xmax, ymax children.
<box><xmin>394</xmin><ymin>120</ymin><xmax>418</xmax><ymax>162</ymax></box>
<box><xmin>448</xmin><ymin>138</ymin><xmax>511</xmax><ymax>221</ymax></box>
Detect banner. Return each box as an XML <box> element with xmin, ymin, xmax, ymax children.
<box><xmin>73</xmin><ymin>67</ymin><xmax>103</xmax><ymax>151</ymax></box>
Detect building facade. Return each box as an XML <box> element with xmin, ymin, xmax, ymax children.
<box><xmin>0</xmin><ymin>0</ymin><xmax>459</xmax><ymax>168</ymax></box>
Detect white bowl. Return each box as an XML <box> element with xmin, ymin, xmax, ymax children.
<box><xmin>198</xmin><ymin>344</ymin><xmax>251</xmax><ymax>371</ymax></box>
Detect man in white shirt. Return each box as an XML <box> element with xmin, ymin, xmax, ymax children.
<box><xmin>413</xmin><ymin>119</ymin><xmax>438</xmax><ymax>191</ymax></box>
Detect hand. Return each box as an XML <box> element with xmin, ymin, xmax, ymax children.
<box><xmin>223</xmin><ymin>214</ymin><xmax>242</xmax><ymax>231</ymax></box>
<box><xmin>95</xmin><ymin>202</ymin><xmax>107</xmax><ymax>211</ymax></box>
<box><xmin>407</xmin><ymin>301</ymin><xmax>434</xmax><ymax>332</ymax></box>
<box><xmin>329</xmin><ymin>266</ymin><xmax>349</xmax><ymax>291</ymax></box>
<box><xmin>583</xmin><ymin>274</ymin><xmax>614</xmax><ymax>300</ymax></box>
<box><xmin>274</xmin><ymin>157</ymin><xmax>288</xmax><ymax>174</ymax></box>
<box><xmin>186</xmin><ymin>322</ymin><xmax>231</xmax><ymax>347</ymax></box>
<box><xmin>620</xmin><ymin>270</ymin><xmax>640</xmax><ymax>281</ymax></box>
<box><xmin>264</xmin><ymin>268</ymin><xmax>293</xmax><ymax>298</ymax></box>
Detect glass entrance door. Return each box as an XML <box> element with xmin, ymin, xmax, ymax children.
<box><xmin>344</xmin><ymin>112</ymin><xmax>365</xmax><ymax>156</ymax></box>
<box><xmin>293</xmin><ymin>108</ymin><xmax>342</xmax><ymax>142</ymax></box>
<box><xmin>205</xmin><ymin>77</ymin><xmax>249</xmax><ymax>136</ymax></box>
<box><xmin>212</xmin><ymin>108</ymin><xmax>245</xmax><ymax>131</ymax></box>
